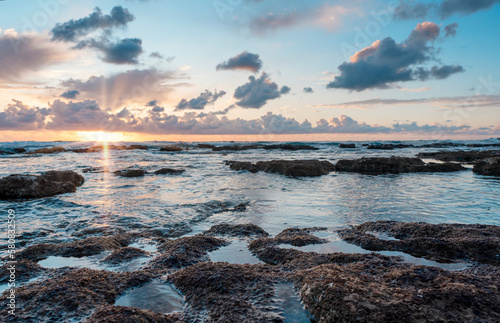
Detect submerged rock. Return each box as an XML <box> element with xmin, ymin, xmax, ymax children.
<box><xmin>203</xmin><ymin>223</ymin><xmax>269</xmax><ymax>238</ymax></box>
<box><xmin>168</xmin><ymin>262</ymin><xmax>281</xmax><ymax>322</ymax></box>
<box><xmin>28</xmin><ymin>146</ymin><xmax>66</xmax><ymax>154</ymax></box>
<box><xmin>293</xmin><ymin>259</ymin><xmax>500</xmax><ymax>323</ymax></box>
<box><xmin>160</xmin><ymin>145</ymin><xmax>183</xmax><ymax>152</ymax></box>
<box><xmin>0</xmin><ymin>170</ymin><xmax>85</xmax><ymax>199</ymax></box>
<box><xmin>339</xmin><ymin>221</ymin><xmax>500</xmax><ymax>264</ymax></box>
<box><xmin>114</xmin><ymin>169</ymin><xmax>147</xmax><ymax>177</ymax></box>
<box><xmin>85</xmin><ymin>305</ymin><xmax>184</xmax><ymax>323</ymax></box>
<box><xmin>154</xmin><ymin>168</ymin><xmax>186</xmax><ymax>175</ymax></box>
<box><xmin>417</xmin><ymin>150</ymin><xmax>500</xmax><ymax>163</ymax></box>
<box><xmin>102</xmin><ymin>247</ymin><xmax>150</xmax><ymax>265</ymax></box>
<box><xmin>227</xmin><ymin>160</ymin><xmax>335</xmax><ymax>177</ymax></box>
<box><xmin>335</xmin><ymin>157</ymin><xmax>465</xmax><ymax>175</ymax></box>
<box><xmin>473</xmin><ymin>158</ymin><xmax>500</xmax><ymax>176</ymax></box>
<box><xmin>339</xmin><ymin>143</ymin><xmax>356</xmax><ymax>149</ymax></box>
<box><xmin>0</xmin><ymin>268</ymin><xmax>157</xmax><ymax>322</ymax></box>
<box><xmin>147</xmin><ymin>236</ymin><xmax>227</xmax><ymax>270</ymax></box>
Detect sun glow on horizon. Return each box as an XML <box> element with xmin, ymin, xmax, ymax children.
<box><xmin>76</xmin><ymin>131</ymin><xmax>125</xmax><ymax>142</ymax></box>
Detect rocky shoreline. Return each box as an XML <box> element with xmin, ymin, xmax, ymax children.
<box><xmin>1</xmin><ymin>221</ymin><xmax>498</xmax><ymax>322</ymax></box>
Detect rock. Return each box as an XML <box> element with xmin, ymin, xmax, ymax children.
<box><xmin>126</xmin><ymin>145</ymin><xmax>149</xmax><ymax>150</ymax></box>
<box><xmin>82</xmin><ymin>166</ymin><xmax>107</xmax><ymax>173</ymax></box>
<box><xmin>101</xmin><ymin>247</ymin><xmax>150</xmax><ymax>265</ymax></box>
<box><xmin>0</xmin><ymin>260</ymin><xmax>45</xmax><ymax>284</ymax></box>
<box><xmin>339</xmin><ymin>221</ymin><xmax>500</xmax><ymax>264</ymax></box>
<box><xmin>114</xmin><ymin>169</ymin><xmax>147</xmax><ymax>177</ymax></box>
<box><xmin>213</xmin><ymin>144</ymin><xmax>260</xmax><ymax>151</ymax></box>
<box><xmin>28</xmin><ymin>146</ymin><xmax>66</xmax><ymax>154</ymax></box>
<box><xmin>14</xmin><ymin>147</ymin><xmax>26</xmax><ymax>153</ymax></box>
<box><xmin>335</xmin><ymin>157</ymin><xmax>465</xmax><ymax>175</ymax></box>
<box><xmin>473</xmin><ymin>158</ymin><xmax>500</xmax><ymax>176</ymax></box>
<box><xmin>417</xmin><ymin>150</ymin><xmax>500</xmax><ymax>163</ymax></box>
<box><xmin>18</xmin><ymin>234</ymin><xmax>136</xmax><ymax>261</ymax></box>
<box><xmin>203</xmin><ymin>224</ymin><xmax>269</xmax><ymax>238</ymax></box>
<box><xmin>233</xmin><ymin>202</ymin><xmax>249</xmax><ymax>212</ymax></box>
<box><xmin>154</xmin><ymin>168</ymin><xmax>186</xmax><ymax>175</ymax></box>
<box><xmin>339</xmin><ymin>144</ymin><xmax>356</xmax><ymax>149</ymax></box>
<box><xmin>263</xmin><ymin>144</ymin><xmax>319</xmax><ymax>151</ymax></box>
<box><xmin>197</xmin><ymin>144</ymin><xmax>215</xmax><ymax>149</ymax></box>
<box><xmin>293</xmin><ymin>259</ymin><xmax>500</xmax><ymax>323</ymax></box>
<box><xmin>160</xmin><ymin>145</ymin><xmax>183</xmax><ymax>152</ymax></box>
<box><xmin>0</xmin><ymin>170</ymin><xmax>85</xmax><ymax>199</ymax></box>
<box><xmin>367</xmin><ymin>144</ymin><xmax>414</xmax><ymax>150</ymax></box>
<box><xmin>418</xmin><ymin>142</ymin><xmax>462</xmax><ymax>148</ymax></box>
<box><xmin>226</xmin><ymin>160</ymin><xmax>335</xmax><ymax>177</ymax></box>
<box><xmin>147</xmin><ymin>236</ymin><xmax>227</xmax><ymax>270</ymax></box>
<box><xmin>85</xmin><ymin>306</ymin><xmax>184</xmax><ymax>323</ymax></box>
<box><xmin>168</xmin><ymin>262</ymin><xmax>281</xmax><ymax>322</ymax></box>
<box><xmin>0</xmin><ymin>268</ymin><xmax>157</xmax><ymax>322</ymax></box>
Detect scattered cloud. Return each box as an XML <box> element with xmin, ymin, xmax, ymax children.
<box><xmin>393</xmin><ymin>0</ymin><xmax>500</xmax><ymax>20</ymax></box>
<box><xmin>327</xmin><ymin>22</ymin><xmax>464</xmax><ymax>91</ymax></box>
<box><xmin>60</xmin><ymin>90</ymin><xmax>80</xmax><ymax>99</ymax></box>
<box><xmin>76</xmin><ymin>37</ymin><xmax>143</xmax><ymax>65</ymax></box>
<box><xmin>216</xmin><ymin>51</ymin><xmax>263</xmax><ymax>73</ymax></box>
<box><xmin>444</xmin><ymin>23</ymin><xmax>459</xmax><ymax>37</ymax></box>
<box><xmin>175</xmin><ymin>90</ymin><xmax>227</xmax><ymax>111</ymax></box>
<box><xmin>233</xmin><ymin>73</ymin><xmax>290</xmax><ymax>108</ymax></box>
<box><xmin>303</xmin><ymin>87</ymin><xmax>314</xmax><ymax>93</ymax></box>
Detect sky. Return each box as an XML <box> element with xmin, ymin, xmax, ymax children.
<box><xmin>0</xmin><ymin>0</ymin><xmax>499</xmax><ymax>142</ymax></box>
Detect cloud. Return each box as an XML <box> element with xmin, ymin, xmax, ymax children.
<box><xmin>77</xmin><ymin>37</ymin><xmax>143</xmax><ymax>64</ymax></box>
<box><xmin>444</xmin><ymin>23</ymin><xmax>459</xmax><ymax>37</ymax></box>
<box><xmin>146</xmin><ymin>100</ymin><xmax>158</xmax><ymax>107</ymax></box>
<box><xmin>61</xmin><ymin>68</ymin><xmax>177</xmax><ymax>109</ymax></box>
<box><xmin>175</xmin><ymin>90</ymin><xmax>227</xmax><ymax>111</ymax></box>
<box><xmin>2</xmin><ymin>99</ymin><xmax>496</xmax><ymax>136</ymax></box>
<box><xmin>280</xmin><ymin>85</ymin><xmax>291</xmax><ymax>95</ymax></box>
<box><xmin>327</xmin><ymin>22</ymin><xmax>464</xmax><ymax>91</ymax></box>
<box><xmin>303</xmin><ymin>87</ymin><xmax>314</xmax><ymax>93</ymax></box>
<box><xmin>60</xmin><ymin>90</ymin><xmax>80</xmax><ymax>99</ymax></box>
<box><xmin>393</xmin><ymin>0</ymin><xmax>500</xmax><ymax>20</ymax></box>
<box><xmin>51</xmin><ymin>6</ymin><xmax>134</xmax><ymax>42</ymax></box>
<box><xmin>233</xmin><ymin>73</ymin><xmax>289</xmax><ymax>109</ymax></box>
<box><xmin>0</xmin><ymin>30</ymin><xmax>70</xmax><ymax>83</ymax></box>
<box><xmin>216</xmin><ymin>51</ymin><xmax>263</xmax><ymax>73</ymax></box>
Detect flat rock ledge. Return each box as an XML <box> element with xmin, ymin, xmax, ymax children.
<box><xmin>226</xmin><ymin>160</ymin><xmax>335</xmax><ymax>177</ymax></box>
<box><xmin>0</xmin><ymin>170</ymin><xmax>84</xmax><ymax>199</ymax></box>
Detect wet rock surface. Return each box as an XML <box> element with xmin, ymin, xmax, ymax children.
<box><xmin>154</xmin><ymin>168</ymin><xmax>186</xmax><ymax>175</ymax></box>
<box><xmin>85</xmin><ymin>305</ymin><xmax>184</xmax><ymax>323</ymax></box>
<box><xmin>0</xmin><ymin>170</ymin><xmax>84</xmax><ymax>199</ymax></box>
<box><xmin>160</xmin><ymin>145</ymin><xmax>183</xmax><ymax>152</ymax></box>
<box><xmin>0</xmin><ymin>268</ymin><xmax>157</xmax><ymax>322</ymax></box>
<box><xmin>335</xmin><ymin>157</ymin><xmax>465</xmax><ymax>175</ymax></box>
<box><xmin>339</xmin><ymin>221</ymin><xmax>500</xmax><ymax>264</ymax></box>
<box><xmin>213</xmin><ymin>144</ymin><xmax>318</xmax><ymax>151</ymax></box>
<box><xmin>367</xmin><ymin>143</ymin><xmax>414</xmax><ymax>150</ymax></box>
<box><xmin>114</xmin><ymin>169</ymin><xmax>147</xmax><ymax>177</ymax></box>
<box><xmin>168</xmin><ymin>262</ymin><xmax>282</xmax><ymax>322</ymax></box>
<box><xmin>339</xmin><ymin>143</ymin><xmax>356</xmax><ymax>149</ymax></box>
<box><xmin>417</xmin><ymin>150</ymin><xmax>500</xmax><ymax>163</ymax></box>
<box><xmin>102</xmin><ymin>247</ymin><xmax>150</xmax><ymax>266</ymax></box>
<box><xmin>473</xmin><ymin>157</ymin><xmax>500</xmax><ymax>176</ymax></box>
<box><xmin>227</xmin><ymin>160</ymin><xmax>335</xmax><ymax>177</ymax></box>
<box><xmin>202</xmin><ymin>223</ymin><xmax>270</xmax><ymax>238</ymax></box>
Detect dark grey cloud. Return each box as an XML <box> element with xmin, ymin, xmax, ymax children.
<box><xmin>77</xmin><ymin>37</ymin><xmax>143</xmax><ymax>65</ymax></box>
<box><xmin>51</xmin><ymin>6</ymin><xmax>134</xmax><ymax>42</ymax></box>
<box><xmin>303</xmin><ymin>87</ymin><xmax>314</xmax><ymax>93</ymax></box>
<box><xmin>280</xmin><ymin>85</ymin><xmax>291</xmax><ymax>95</ymax></box>
<box><xmin>61</xmin><ymin>68</ymin><xmax>177</xmax><ymax>109</ymax></box>
<box><xmin>146</xmin><ymin>100</ymin><xmax>158</xmax><ymax>107</ymax></box>
<box><xmin>234</xmin><ymin>73</ymin><xmax>289</xmax><ymax>109</ymax></box>
<box><xmin>327</xmin><ymin>22</ymin><xmax>464</xmax><ymax>91</ymax></box>
<box><xmin>2</xmin><ymin>99</ymin><xmax>496</xmax><ymax>136</ymax></box>
<box><xmin>60</xmin><ymin>90</ymin><xmax>80</xmax><ymax>99</ymax></box>
<box><xmin>393</xmin><ymin>0</ymin><xmax>500</xmax><ymax>20</ymax></box>
<box><xmin>0</xmin><ymin>32</ymin><xmax>69</xmax><ymax>83</ymax></box>
<box><xmin>216</xmin><ymin>51</ymin><xmax>263</xmax><ymax>73</ymax></box>
<box><xmin>444</xmin><ymin>23</ymin><xmax>459</xmax><ymax>37</ymax></box>
<box><xmin>175</xmin><ymin>90</ymin><xmax>227</xmax><ymax>111</ymax></box>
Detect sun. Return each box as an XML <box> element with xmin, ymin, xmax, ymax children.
<box><xmin>77</xmin><ymin>131</ymin><xmax>125</xmax><ymax>142</ymax></box>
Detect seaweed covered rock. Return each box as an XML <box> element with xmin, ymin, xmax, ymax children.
<box><xmin>335</xmin><ymin>157</ymin><xmax>464</xmax><ymax>175</ymax></box>
<box><xmin>0</xmin><ymin>268</ymin><xmax>157</xmax><ymax>322</ymax></box>
<box><xmin>114</xmin><ymin>169</ymin><xmax>147</xmax><ymax>177</ymax></box>
<box><xmin>18</xmin><ymin>234</ymin><xmax>136</xmax><ymax>261</ymax></box>
<box><xmin>0</xmin><ymin>170</ymin><xmax>84</xmax><ymax>199</ymax></box>
<box><xmin>294</xmin><ymin>260</ymin><xmax>500</xmax><ymax>323</ymax></box>
<box><xmin>28</xmin><ymin>146</ymin><xmax>66</xmax><ymax>154</ymax></box>
<box><xmin>101</xmin><ymin>247</ymin><xmax>150</xmax><ymax>265</ymax></box>
<box><xmin>147</xmin><ymin>236</ymin><xmax>227</xmax><ymax>270</ymax></box>
<box><xmin>417</xmin><ymin>150</ymin><xmax>500</xmax><ymax>163</ymax></box>
<box><xmin>226</xmin><ymin>160</ymin><xmax>335</xmax><ymax>177</ymax></box>
<box><xmin>168</xmin><ymin>262</ymin><xmax>281</xmax><ymax>322</ymax></box>
<box><xmin>203</xmin><ymin>223</ymin><xmax>269</xmax><ymax>238</ymax></box>
<box><xmin>339</xmin><ymin>221</ymin><xmax>500</xmax><ymax>264</ymax></box>
<box><xmin>0</xmin><ymin>260</ymin><xmax>45</xmax><ymax>284</ymax></box>
<box><xmin>154</xmin><ymin>168</ymin><xmax>186</xmax><ymax>175</ymax></box>
<box><xmin>85</xmin><ymin>306</ymin><xmax>184</xmax><ymax>323</ymax></box>
<box><xmin>473</xmin><ymin>158</ymin><xmax>500</xmax><ymax>176</ymax></box>
<box><xmin>160</xmin><ymin>146</ymin><xmax>183</xmax><ymax>152</ymax></box>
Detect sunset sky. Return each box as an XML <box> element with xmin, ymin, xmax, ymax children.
<box><xmin>1</xmin><ymin>0</ymin><xmax>499</xmax><ymax>141</ymax></box>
